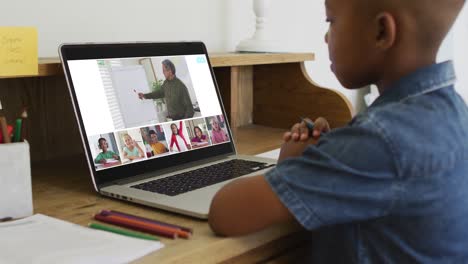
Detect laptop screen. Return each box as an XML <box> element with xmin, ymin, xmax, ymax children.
<box><xmin>61</xmin><ymin>43</ymin><xmax>235</xmax><ymax>187</ymax></box>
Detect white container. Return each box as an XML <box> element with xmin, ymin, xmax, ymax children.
<box><xmin>0</xmin><ymin>141</ymin><xmax>33</xmax><ymax>219</ymax></box>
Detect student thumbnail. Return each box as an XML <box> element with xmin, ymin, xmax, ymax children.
<box><xmin>163</xmin><ymin>121</ymin><xmax>192</xmax><ymax>153</ymax></box>
<box><xmin>89</xmin><ymin>133</ymin><xmax>121</xmax><ymax>169</ymax></box>
<box><xmin>206</xmin><ymin>115</ymin><xmax>229</xmax><ymax>145</ymax></box>
<box><xmin>140</xmin><ymin>125</ymin><xmax>169</xmax><ymax>158</ymax></box>
<box><xmin>186</xmin><ymin>118</ymin><xmax>211</xmax><ymax>149</ymax></box>
<box><xmin>116</xmin><ymin>129</ymin><xmax>146</xmax><ymax>163</ymax></box>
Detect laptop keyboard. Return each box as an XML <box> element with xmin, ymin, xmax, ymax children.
<box><xmin>130</xmin><ymin>159</ymin><xmax>274</xmax><ymax>196</ymax></box>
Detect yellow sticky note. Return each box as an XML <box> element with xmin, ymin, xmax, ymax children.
<box><xmin>0</xmin><ymin>27</ymin><xmax>38</xmax><ymax>77</ymax></box>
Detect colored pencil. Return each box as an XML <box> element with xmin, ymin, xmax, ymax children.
<box><xmin>94</xmin><ymin>213</ymin><xmax>178</xmax><ymax>239</ymax></box>
<box><xmin>20</xmin><ymin>107</ymin><xmax>28</xmax><ymax>142</ymax></box>
<box><xmin>94</xmin><ymin>213</ymin><xmax>177</xmax><ymax>239</ymax></box>
<box><xmin>88</xmin><ymin>222</ymin><xmax>159</xmax><ymax>241</ymax></box>
<box><xmin>105</xmin><ymin>210</ymin><xmax>193</xmax><ymax>233</ymax></box>
<box><xmin>12</xmin><ymin>118</ymin><xmax>22</xmax><ymax>142</ymax></box>
<box><xmin>97</xmin><ymin>212</ymin><xmax>191</xmax><ymax>239</ymax></box>
<box><xmin>0</xmin><ymin>116</ymin><xmax>10</xmax><ymax>143</ymax></box>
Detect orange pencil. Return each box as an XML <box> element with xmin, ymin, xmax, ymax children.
<box><xmin>104</xmin><ymin>213</ymin><xmax>191</xmax><ymax>239</ymax></box>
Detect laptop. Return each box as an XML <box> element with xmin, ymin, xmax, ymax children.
<box><xmin>59</xmin><ymin>42</ymin><xmax>276</xmax><ymax>219</ymax></box>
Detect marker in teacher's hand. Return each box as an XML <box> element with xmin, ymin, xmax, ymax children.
<box><xmin>134</xmin><ymin>89</ymin><xmax>143</xmax><ymax>100</ymax></box>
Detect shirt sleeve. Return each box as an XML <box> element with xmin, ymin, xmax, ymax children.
<box><xmin>265</xmin><ymin>122</ymin><xmax>398</xmax><ymax>230</ymax></box>
<box><xmin>144</xmin><ymin>87</ymin><xmax>165</xmax><ymax>99</ymax></box>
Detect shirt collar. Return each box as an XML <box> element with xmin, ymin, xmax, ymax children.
<box><xmin>370</xmin><ymin>61</ymin><xmax>456</xmax><ymax>108</ymax></box>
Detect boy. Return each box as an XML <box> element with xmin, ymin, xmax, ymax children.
<box><xmin>148</xmin><ymin>129</ymin><xmax>168</xmax><ymax>155</ymax></box>
<box><xmin>209</xmin><ymin>0</ymin><xmax>468</xmax><ymax>262</ymax></box>
<box><xmin>94</xmin><ymin>138</ymin><xmax>119</xmax><ymax>164</ymax></box>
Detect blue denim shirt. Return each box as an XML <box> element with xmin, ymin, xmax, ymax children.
<box><xmin>265</xmin><ymin>61</ymin><xmax>468</xmax><ymax>263</ymax></box>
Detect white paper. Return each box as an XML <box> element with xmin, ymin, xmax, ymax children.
<box><xmin>0</xmin><ymin>214</ymin><xmax>164</xmax><ymax>264</ymax></box>
<box><xmin>255</xmin><ymin>148</ymin><xmax>280</xmax><ymax>160</ymax></box>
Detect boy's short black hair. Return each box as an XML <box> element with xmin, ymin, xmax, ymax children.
<box><xmin>162</xmin><ymin>59</ymin><xmax>176</xmax><ymax>75</ymax></box>
<box><xmin>149</xmin><ymin>130</ymin><xmax>157</xmax><ymax>136</ymax></box>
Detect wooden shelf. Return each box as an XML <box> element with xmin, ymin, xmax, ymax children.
<box><xmin>209</xmin><ymin>52</ymin><xmax>314</xmax><ymax>67</ymax></box>
<box><xmin>0</xmin><ymin>53</ymin><xmax>314</xmax><ymax>79</ymax></box>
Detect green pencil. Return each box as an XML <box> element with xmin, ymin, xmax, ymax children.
<box><xmin>89</xmin><ymin>222</ymin><xmax>159</xmax><ymax>241</ymax></box>
<box><xmin>13</xmin><ymin>118</ymin><xmax>22</xmax><ymax>142</ymax></box>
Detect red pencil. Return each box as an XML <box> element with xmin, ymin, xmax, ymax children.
<box><xmin>94</xmin><ymin>213</ymin><xmax>177</xmax><ymax>239</ymax></box>
<box><xmin>105</xmin><ymin>210</ymin><xmax>193</xmax><ymax>233</ymax></box>
<box><xmin>95</xmin><ymin>213</ymin><xmax>191</xmax><ymax>239</ymax></box>
<box><xmin>104</xmin><ymin>213</ymin><xmax>191</xmax><ymax>239</ymax></box>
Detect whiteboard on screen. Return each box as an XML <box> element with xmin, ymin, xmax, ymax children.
<box><xmin>111</xmin><ymin>65</ymin><xmax>160</xmax><ymax>128</ymax></box>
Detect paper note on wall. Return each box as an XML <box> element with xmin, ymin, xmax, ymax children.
<box><xmin>0</xmin><ymin>27</ymin><xmax>38</xmax><ymax>77</ymax></box>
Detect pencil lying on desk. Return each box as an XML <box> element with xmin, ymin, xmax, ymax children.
<box><xmin>100</xmin><ymin>210</ymin><xmax>192</xmax><ymax>238</ymax></box>
<box><xmin>94</xmin><ymin>213</ymin><xmax>178</xmax><ymax>239</ymax></box>
<box><xmin>105</xmin><ymin>210</ymin><xmax>193</xmax><ymax>233</ymax></box>
<box><xmin>95</xmin><ymin>212</ymin><xmax>191</xmax><ymax>239</ymax></box>
<box><xmin>89</xmin><ymin>222</ymin><xmax>159</xmax><ymax>241</ymax></box>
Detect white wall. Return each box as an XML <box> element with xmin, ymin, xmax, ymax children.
<box><xmin>435</xmin><ymin>3</ymin><xmax>468</xmax><ymax>103</ymax></box>
<box><xmin>227</xmin><ymin>0</ymin><xmax>368</xmax><ymax>114</ymax></box>
<box><xmin>452</xmin><ymin>3</ymin><xmax>468</xmax><ymax>103</ymax></box>
<box><xmin>0</xmin><ymin>0</ymin><xmax>227</xmax><ymax>56</ymax></box>
<box><xmin>229</xmin><ymin>0</ymin><xmax>468</xmax><ymax>111</ymax></box>
<box><xmin>1</xmin><ymin>0</ymin><xmax>465</xmax><ymax>111</ymax></box>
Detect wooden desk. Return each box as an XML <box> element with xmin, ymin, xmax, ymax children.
<box><xmin>33</xmin><ymin>126</ymin><xmax>309</xmax><ymax>263</ymax></box>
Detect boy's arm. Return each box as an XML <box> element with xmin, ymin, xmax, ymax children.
<box><xmin>209</xmin><ymin>174</ymin><xmax>295</xmax><ymax>236</ymax></box>
<box><xmin>209</xmin><ymin>140</ymin><xmax>310</xmax><ymax>236</ymax></box>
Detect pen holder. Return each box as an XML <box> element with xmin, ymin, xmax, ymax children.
<box><xmin>0</xmin><ymin>141</ymin><xmax>33</xmax><ymax>219</ymax></box>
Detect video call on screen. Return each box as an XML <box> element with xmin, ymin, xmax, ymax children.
<box><xmin>67</xmin><ymin>54</ymin><xmax>231</xmax><ymax>171</ymax></box>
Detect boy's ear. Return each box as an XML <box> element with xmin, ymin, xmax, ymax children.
<box><xmin>375</xmin><ymin>12</ymin><xmax>397</xmax><ymax>50</ymax></box>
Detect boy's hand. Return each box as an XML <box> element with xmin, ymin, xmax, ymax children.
<box><xmin>138</xmin><ymin>93</ymin><xmax>145</xmax><ymax>99</ymax></box>
<box><xmin>283</xmin><ymin>117</ymin><xmax>330</xmax><ymax>142</ymax></box>
<box><xmin>278</xmin><ymin>140</ymin><xmax>310</xmax><ymax>163</ymax></box>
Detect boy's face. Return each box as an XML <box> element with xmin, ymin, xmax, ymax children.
<box><xmin>150</xmin><ymin>133</ymin><xmax>158</xmax><ymax>143</ymax></box>
<box><xmin>325</xmin><ymin>0</ymin><xmax>378</xmax><ymax>88</ymax></box>
<box><xmin>99</xmin><ymin>140</ymin><xmax>108</xmax><ymax>151</ymax></box>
